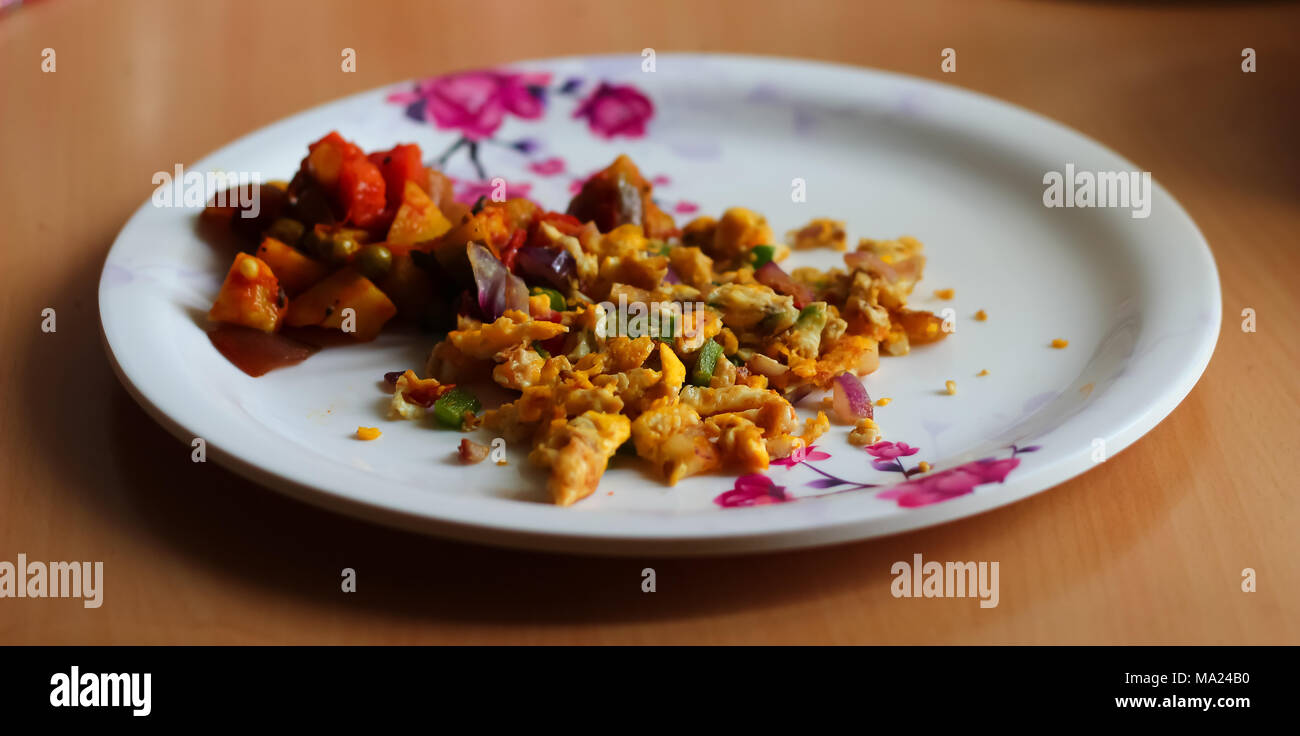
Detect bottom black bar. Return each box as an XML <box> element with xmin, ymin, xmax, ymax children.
<box><xmin>0</xmin><ymin>646</ymin><xmax>1285</xmax><ymax>723</ymax></box>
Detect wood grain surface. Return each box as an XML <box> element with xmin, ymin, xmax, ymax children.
<box><xmin>1</xmin><ymin>0</ymin><xmax>1296</xmax><ymax>644</ymax></box>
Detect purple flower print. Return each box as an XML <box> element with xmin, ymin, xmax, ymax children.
<box><xmin>714</xmin><ymin>474</ymin><xmax>791</xmax><ymax>508</ymax></box>
<box><xmin>572</xmin><ymin>82</ymin><xmax>655</xmax><ymax>138</ymax></box>
<box><xmin>876</xmin><ymin>457</ymin><xmax>1021</xmax><ymax>508</ymax></box>
<box><xmin>388</xmin><ymin>70</ymin><xmax>552</xmax><ymax>141</ymax></box>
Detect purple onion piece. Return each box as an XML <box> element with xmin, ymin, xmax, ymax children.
<box><xmin>754</xmin><ymin>261</ymin><xmax>813</xmax><ymax>307</ymax></box>
<box><xmin>831</xmin><ymin>371</ymin><xmax>873</xmax><ymax>422</ymax></box>
<box><xmin>468</xmin><ymin>242</ymin><xmax>530</xmax><ymax>321</ymax></box>
<box><xmin>514</xmin><ymin>244</ymin><xmax>575</xmax><ymax>291</ymax></box>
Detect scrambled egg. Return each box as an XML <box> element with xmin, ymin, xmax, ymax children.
<box><xmin>417</xmin><ymin>211</ymin><xmax>945</xmax><ymax>505</ymax></box>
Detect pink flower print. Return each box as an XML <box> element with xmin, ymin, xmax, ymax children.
<box><xmin>771</xmin><ymin>444</ymin><xmax>831</xmax><ymax>468</ymax></box>
<box><xmin>713</xmin><ymin>474</ymin><xmax>791</xmax><ymax>508</ymax></box>
<box><xmin>527</xmin><ymin>157</ymin><xmax>566</xmax><ymax>177</ymax></box>
<box><xmin>388</xmin><ymin>70</ymin><xmax>552</xmax><ymax>141</ymax></box>
<box><xmin>876</xmin><ymin>457</ymin><xmax>1021</xmax><ymax>508</ymax></box>
<box><xmin>572</xmin><ymin>82</ymin><xmax>655</xmax><ymax>138</ymax></box>
<box><xmin>673</xmin><ymin>201</ymin><xmax>699</xmax><ymax>215</ymax></box>
<box><xmin>864</xmin><ymin>441</ymin><xmax>920</xmax><ymax>461</ymax></box>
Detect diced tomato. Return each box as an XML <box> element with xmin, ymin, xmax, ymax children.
<box><xmin>304</xmin><ymin>132</ymin><xmax>362</xmax><ymax>188</ymax></box>
<box><xmin>538</xmin><ymin>211</ymin><xmax>585</xmax><ymax>236</ymax></box>
<box><xmin>367</xmin><ymin>144</ymin><xmax>425</xmax><ymax>208</ymax></box>
<box><xmin>301</xmin><ymin>132</ymin><xmax>388</xmax><ymax>229</ymax></box>
<box><xmin>499</xmin><ymin>228</ymin><xmax>526</xmax><ymax>271</ymax></box>
<box><xmin>338</xmin><ymin>155</ymin><xmax>388</xmax><ymax>229</ymax></box>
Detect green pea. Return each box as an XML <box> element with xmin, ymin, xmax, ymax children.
<box><xmin>267</xmin><ymin>217</ymin><xmax>305</xmax><ymax>246</ymax></box>
<box><xmin>300</xmin><ymin>227</ymin><xmax>328</xmax><ymax>259</ymax></box>
<box><xmin>356</xmin><ymin>244</ymin><xmax>393</xmax><ymax>281</ymax></box>
<box><xmin>330</xmin><ymin>234</ymin><xmax>361</xmax><ymax>265</ymax></box>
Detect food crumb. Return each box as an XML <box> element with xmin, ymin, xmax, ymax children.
<box><xmin>917</xmin><ymin>461</ymin><xmax>932</xmax><ymax>473</ymax></box>
<box><xmin>875</xmin><ymin>397</ymin><xmax>892</xmax><ymax>407</ymax></box>
<box><xmin>819</xmin><ymin>396</ymin><xmax>834</xmax><ymax>411</ymax></box>
<box><xmin>848</xmin><ymin>417</ymin><xmax>882</xmax><ymax>446</ymax></box>
<box><xmin>944</xmin><ymin>380</ymin><xmax>957</xmax><ymax>395</ymax></box>
<box><xmin>356</xmin><ymin>426</ymin><xmax>381</xmax><ymax>441</ymax></box>
<box><xmin>977</xmin><ymin>369</ymin><xmax>989</xmax><ymax>377</ymax></box>
<box><xmin>1051</xmin><ymin>338</ymin><xmax>1069</xmax><ymax>349</ymax></box>
<box><xmin>934</xmin><ymin>288</ymin><xmax>955</xmax><ymax>300</ymax></box>
<box><xmin>458</xmin><ymin>438</ymin><xmax>489</xmax><ymax>464</ymax></box>
<box><xmin>974</xmin><ymin>309</ymin><xmax>988</xmax><ymax>322</ymax></box>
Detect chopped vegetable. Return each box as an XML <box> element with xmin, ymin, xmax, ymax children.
<box><xmin>356</xmin><ymin>244</ymin><xmax>393</xmax><ymax>282</ymax></box>
<box><xmin>337</xmin><ymin>151</ymin><xmax>387</xmax><ymax>228</ymax></box>
<box><xmin>208</xmin><ymin>253</ymin><xmax>287</xmax><ymax>333</ymax></box>
<box><xmin>366</xmin><ymin>143</ymin><xmax>424</xmax><ymax>209</ymax></box>
<box><xmin>529</xmin><ymin>285</ymin><xmax>566</xmax><ymax>312</ymax></box>
<box><xmin>749</xmin><ymin>244</ymin><xmax>776</xmax><ymax>269</ymax></box>
<box><xmin>266</xmin><ymin>217</ymin><xmax>306</xmax><ymax>247</ymax></box>
<box><xmin>284</xmin><ymin>267</ymin><xmax>397</xmax><ymax>341</ymax></box>
<box><xmin>691</xmin><ymin>339</ymin><xmax>724</xmax><ymax>387</ymax></box>
<box><xmin>255</xmin><ymin>237</ymin><xmax>329</xmax><ymax>296</ymax></box>
<box><xmin>754</xmin><ymin>261</ymin><xmax>813</xmax><ymax>308</ymax></box>
<box><xmin>468</xmin><ymin>242</ymin><xmax>530</xmax><ymax>322</ymax></box>
<box><xmin>387</xmin><ymin>180</ymin><xmax>451</xmax><ymax>245</ymax></box>
<box><xmin>831</xmin><ymin>372</ymin><xmax>873</xmax><ymax>422</ymax></box>
<box><xmin>515</xmin><ymin>245</ymin><xmax>576</xmax><ymax>291</ymax></box>
<box><xmin>433</xmin><ymin>387</ymin><xmax>481</xmax><ymax>429</ymax></box>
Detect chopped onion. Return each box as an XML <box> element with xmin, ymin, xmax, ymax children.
<box><xmin>754</xmin><ymin>261</ymin><xmax>813</xmax><ymax>308</ymax></box>
<box><xmin>785</xmin><ymin>384</ymin><xmax>815</xmax><ymax>405</ymax></box>
<box><xmin>747</xmin><ymin>353</ymin><xmax>788</xmax><ymax>377</ymax></box>
<box><xmin>831</xmin><ymin>371</ymin><xmax>873</xmax><ymax>422</ymax></box>
<box><xmin>514</xmin><ymin>244</ymin><xmax>575</xmax><ymax>291</ymax></box>
<box><xmin>664</xmin><ymin>265</ymin><xmax>682</xmax><ymax>285</ymax></box>
<box><xmin>468</xmin><ymin>242</ymin><xmax>530</xmax><ymax>322</ymax></box>
<box><xmin>844</xmin><ymin>250</ymin><xmax>920</xmax><ymax>282</ymax></box>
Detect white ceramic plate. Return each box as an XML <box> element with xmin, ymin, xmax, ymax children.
<box><xmin>99</xmin><ymin>54</ymin><xmax>1219</xmax><ymax>555</ymax></box>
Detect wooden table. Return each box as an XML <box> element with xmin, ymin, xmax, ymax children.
<box><xmin>1</xmin><ymin>0</ymin><xmax>1296</xmax><ymax>644</ymax></box>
